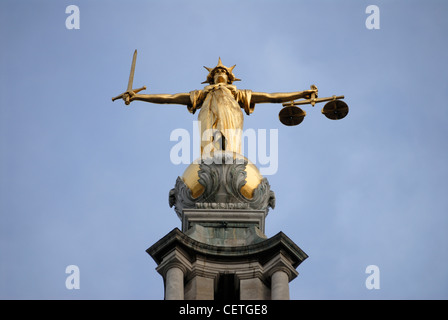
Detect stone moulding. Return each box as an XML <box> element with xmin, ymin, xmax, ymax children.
<box><xmin>169</xmin><ymin>157</ymin><xmax>276</xmax><ymax>219</ymax></box>
<box><xmin>147</xmin><ymin>228</ymin><xmax>308</xmax><ymax>270</ymax></box>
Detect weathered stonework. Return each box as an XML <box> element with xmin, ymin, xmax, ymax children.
<box><xmin>148</xmin><ymin>153</ymin><xmax>307</xmax><ymax>300</ymax></box>
<box><xmin>147</xmin><ymin>228</ymin><xmax>308</xmax><ymax>300</ymax></box>
<box><xmin>168</xmin><ymin>154</ymin><xmax>276</xmax><ymax>219</ymax></box>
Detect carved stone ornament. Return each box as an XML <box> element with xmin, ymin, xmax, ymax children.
<box><xmin>169</xmin><ymin>153</ymin><xmax>275</xmax><ymax>219</ymax></box>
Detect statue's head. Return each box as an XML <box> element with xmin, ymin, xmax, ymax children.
<box><xmin>202</xmin><ymin>58</ymin><xmax>241</xmax><ymax>85</ymax></box>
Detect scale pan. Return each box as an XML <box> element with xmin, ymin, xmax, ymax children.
<box><xmin>279</xmin><ymin>106</ymin><xmax>306</xmax><ymax>126</ymax></box>
<box><xmin>322</xmin><ymin>100</ymin><xmax>349</xmax><ymax>120</ymax></box>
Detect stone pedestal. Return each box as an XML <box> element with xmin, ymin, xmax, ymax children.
<box><xmin>147</xmin><ymin>225</ymin><xmax>307</xmax><ymax>300</ymax></box>
<box><xmin>148</xmin><ymin>153</ymin><xmax>308</xmax><ymax>300</ymax></box>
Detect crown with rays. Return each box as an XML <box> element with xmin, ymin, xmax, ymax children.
<box><xmin>202</xmin><ymin>57</ymin><xmax>241</xmax><ymax>84</ymax></box>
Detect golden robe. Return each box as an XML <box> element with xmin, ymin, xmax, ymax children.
<box><xmin>188</xmin><ymin>83</ymin><xmax>254</xmax><ymax>155</ymax></box>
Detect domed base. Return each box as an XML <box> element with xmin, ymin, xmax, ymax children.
<box><xmin>169</xmin><ymin>151</ymin><xmax>275</xmax><ymax>219</ymax></box>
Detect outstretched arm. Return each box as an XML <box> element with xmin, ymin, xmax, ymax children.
<box><xmin>250</xmin><ymin>87</ymin><xmax>318</xmax><ymax>104</ymax></box>
<box><xmin>130</xmin><ymin>92</ymin><xmax>191</xmax><ymax>105</ymax></box>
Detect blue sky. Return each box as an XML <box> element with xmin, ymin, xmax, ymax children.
<box><xmin>1</xmin><ymin>0</ymin><xmax>448</xmax><ymax>299</ymax></box>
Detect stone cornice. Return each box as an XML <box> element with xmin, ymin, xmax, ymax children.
<box><xmin>147</xmin><ymin>228</ymin><xmax>308</xmax><ymax>272</ymax></box>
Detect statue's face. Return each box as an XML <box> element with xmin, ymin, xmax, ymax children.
<box><xmin>213</xmin><ymin>68</ymin><xmax>228</xmax><ymax>84</ymax></box>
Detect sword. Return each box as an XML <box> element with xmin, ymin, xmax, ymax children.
<box><xmin>112</xmin><ymin>49</ymin><xmax>146</xmax><ymax>105</ymax></box>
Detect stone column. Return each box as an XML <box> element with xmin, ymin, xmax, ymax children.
<box><xmin>165</xmin><ymin>266</ymin><xmax>185</xmax><ymax>300</ymax></box>
<box><xmin>271</xmin><ymin>270</ymin><xmax>290</xmax><ymax>300</ymax></box>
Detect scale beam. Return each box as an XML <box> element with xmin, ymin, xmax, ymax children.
<box><xmin>282</xmin><ymin>95</ymin><xmax>345</xmax><ymax>107</ymax></box>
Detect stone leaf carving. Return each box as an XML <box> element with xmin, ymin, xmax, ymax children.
<box><xmin>169</xmin><ymin>156</ymin><xmax>275</xmax><ymax>219</ymax></box>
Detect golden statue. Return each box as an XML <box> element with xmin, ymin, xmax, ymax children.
<box><xmin>112</xmin><ymin>51</ymin><xmax>348</xmax><ymax>201</ymax></box>
<box><xmin>113</xmin><ymin>53</ymin><xmax>318</xmax><ymax>155</ymax></box>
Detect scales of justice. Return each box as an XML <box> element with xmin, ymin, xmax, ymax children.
<box><xmin>112</xmin><ymin>51</ymin><xmax>349</xmax><ymax>300</ymax></box>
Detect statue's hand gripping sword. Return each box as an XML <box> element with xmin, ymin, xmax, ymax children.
<box><xmin>112</xmin><ymin>50</ymin><xmax>146</xmax><ymax>105</ymax></box>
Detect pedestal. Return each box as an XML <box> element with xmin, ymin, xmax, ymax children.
<box><xmin>147</xmin><ymin>222</ymin><xmax>307</xmax><ymax>300</ymax></box>
<box><xmin>148</xmin><ymin>153</ymin><xmax>308</xmax><ymax>300</ymax></box>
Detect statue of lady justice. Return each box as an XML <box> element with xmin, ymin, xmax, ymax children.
<box><xmin>116</xmin><ymin>56</ymin><xmax>318</xmax><ymax>156</ymax></box>
<box><xmin>112</xmin><ymin>54</ymin><xmax>347</xmax><ymax>211</ymax></box>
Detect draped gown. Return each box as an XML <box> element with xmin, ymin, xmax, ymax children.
<box><xmin>188</xmin><ymin>83</ymin><xmax>254</xmax><ymax>156</ymax></box>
